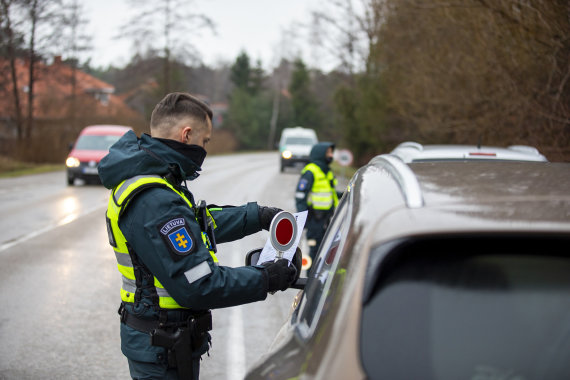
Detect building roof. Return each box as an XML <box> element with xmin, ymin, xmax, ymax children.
<box><xmin>0</xmin><ymin>56</ymin><xmax>139</xmax><ymax>121</ymax></box>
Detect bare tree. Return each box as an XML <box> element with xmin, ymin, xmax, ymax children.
<box><xmin>19</xmin><ymin>0</ymin><xmax>62</xmax><ymax>138</ymax></box>
<box><xmin>0</xmin><ymin>0</ymin><xmax>24</xmax><ymax>139</ymax></box>
<box><xmin>58</xmin><ymin>0</ymin><xmax>91</xmax><ymax>128</ymax></box>
<box><xmin>374</xmin><ymin>0</ymin><xmax>569</xmax><ymax>159</ymax></box>
<box><xmin>309</xmin><ymin>0</ymin><xmax>380</xmax><ymax>74</ymax></box>
<box><xmin>120</xmin><ymin>0</ymin><xmax>216</xmax><ymax>94</ymax></box>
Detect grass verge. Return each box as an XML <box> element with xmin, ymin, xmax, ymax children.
<box><xmin>0</xmin><ymin>156</ymin><xmax>64</xmax><ymax>178</ymax></box>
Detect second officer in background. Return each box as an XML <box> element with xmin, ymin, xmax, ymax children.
<box><xmin>295</xmin><ymin>142</ymin><xmax>342</xmax><ymax>264</ymax></box>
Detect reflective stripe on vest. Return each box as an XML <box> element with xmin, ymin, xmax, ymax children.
<box><xmin>106</xmin><ymin>175</ymin><xmax>218</xmax><ymax>309</ymax></box>
<box><xmin>301</xmin><ymin>163</ymin><xmax>339</xmax><ymax>210</ymax></box>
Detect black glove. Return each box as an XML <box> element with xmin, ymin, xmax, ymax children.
<box><xmin>258</xmin><ymin>206</ymin><xmax>283</xmax><ymax>231</ymax></box>
<box><xmin>261</xmin><ymin>259</ymin><xmax>298</xmax><ymax>292</ymax></box>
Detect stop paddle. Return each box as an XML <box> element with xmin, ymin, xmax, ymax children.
<box><xmin>269</xmin><ymin>211</ymin><xmax>297</xmax><ymax>258</ymax></box>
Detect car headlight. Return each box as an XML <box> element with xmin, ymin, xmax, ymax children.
<box><xmin>66</xmin><ymin>157</ymin><xmax>80</xmax><ymax>167</ymax></box>
<box><xmin>282</xmin><ymin>150</ymin><xmax>292</xmax><ymax>159</ymax></box>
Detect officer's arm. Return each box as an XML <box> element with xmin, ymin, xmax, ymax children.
<box><xmin>122</xmin><ymin>189</ymin><xmax>268</xmax><ymax>309</ymax></box>
<box><xmin>295</xmin><ymin>171</ymin><xmax>314</xmax><ymax>212</ymax></box>
<box><xmin>207</xmin><ymin>202</ymin><xmax>261</xmax><ymax>243</ymax></box>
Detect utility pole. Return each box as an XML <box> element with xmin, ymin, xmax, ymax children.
<box><xmin>267</xmin><ymin>76</ymin><xmax>281</xmax><ymax>150</ymax></box>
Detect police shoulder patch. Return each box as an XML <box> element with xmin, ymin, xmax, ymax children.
<box><xmin>158</xmin><ymin>217</ymin><xmax>196</xmax><ymax>257</ymax></box>
<box><xmin>298</xmin><ymin>178</ymin><xmax>308</xmax><ymax>191</ymax></box>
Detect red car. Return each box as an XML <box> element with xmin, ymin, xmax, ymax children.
<box><xmin>66</xmin><ymin>125</ymin><xmax>131</xmax><ymax>185</ymax></box>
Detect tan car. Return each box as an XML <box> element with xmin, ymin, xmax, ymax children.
<box><xmin>245</xmin><ymin>155</ymin><xmax>570</xmax><ymax>379</ymax></box>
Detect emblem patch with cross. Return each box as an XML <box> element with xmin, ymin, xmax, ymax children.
<box><xmin>159</xmin><ymin>217</ymin><xmax>196</xmax><ymax>257</ymax></box>
<box><xmin>168</xmin><ymin>227</ymin><xmax>193</xmax><ymax>253</ymax></box>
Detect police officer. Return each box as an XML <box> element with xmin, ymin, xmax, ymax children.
<box><xmin>295</xmin><ymin>142</ymin><xmax>342</xmax><ymax>263</ymax></box>
<box><xmin>98</xmin><ymin>92</ymin><xmax>301</xmax><ymax>380</ymax></box>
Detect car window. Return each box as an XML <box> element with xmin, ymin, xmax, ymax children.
<box><xmin>295</xmin><ymin>195</ymin><xmax>350</xmax><ymax>339</ymax></box>
<box><xmin>285</xmin><ymin>137</ymin><xmax>316</xmax><ymax>145</ymax></box>
<box><xmin>361</xmin><ymin>239</ymin><xmax>570</xmax><ymax>379</ymax></box>
<box><xmin>75</xmin><ymin>134</ymin><xmax>121</xmax><ymax>150</ymax></box>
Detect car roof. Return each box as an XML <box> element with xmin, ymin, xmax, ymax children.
<box><xmin>348</xmin><ymin>155</ymin><xmax>570</xmax><ymax>248</ymax></box>
<box><xmin>281</xmin><ymin>127</ymin><xmax>317</xmax><ymax>136</ymax></box>
<box><xmin>79</xmin><ymin>124</ymin><xmax>132</xmax><ymax>135</ymax></box>
<box><xmin>390</xmin><ymin>141</ymin><xmax>548</xmax><ymax>162</ymax></box>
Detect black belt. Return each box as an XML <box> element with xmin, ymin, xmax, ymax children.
<box><xmin>118</xmin><ymin>303</ymin><xmax>212</xmax><ymax>334</ymax></box>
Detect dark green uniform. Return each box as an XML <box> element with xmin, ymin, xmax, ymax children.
<box><xmin>98</xmin><ymin>131</ymin><xmax>269</xmax><ymax>379</ymax></box>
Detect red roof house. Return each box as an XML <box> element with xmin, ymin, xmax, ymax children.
<box><xmin>0</xmin><ymin>56</ymin><xmax>141</xmax><ymax>138</ymax></box>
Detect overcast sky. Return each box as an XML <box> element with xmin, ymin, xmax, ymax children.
<box><xmin>83</xmin><ymin>0</ymin><xmax>329</xmax><ymax>70</ymax></box>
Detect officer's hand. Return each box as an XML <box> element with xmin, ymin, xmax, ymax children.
<box><xmin>258</xmin><ymin>206</ymin><xmax>283</xmax><ymax>231</ymax></box>
<box><xmin>261</xmin><ymin>259</ymin><xmax>298</xmax><ymax>292</ymax></box>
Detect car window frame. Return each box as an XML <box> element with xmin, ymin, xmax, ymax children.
<box><xmin>293</xmin><ymin>193</ymin><xmax>352</xmax><ymax>340</ymax></box>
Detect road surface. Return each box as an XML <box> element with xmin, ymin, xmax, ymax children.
<box><xmin>0</xmin><ymin>152</ymin><xmax>315</xmax><ymax>380</ymax></box>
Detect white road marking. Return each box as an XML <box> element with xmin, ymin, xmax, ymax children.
<box><xmin>227</xmin><ymin>305</ymin><xmax>246</xmax><ymax>380</ymax></box>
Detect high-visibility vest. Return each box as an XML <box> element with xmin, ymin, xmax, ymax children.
<box><xmin>301</xmin><ymin>163</ymin><xmax>339</xmax><ymax>210</ymax></box>
<box><xmin>106</xmin><ymin>174</ymin><xmax>218</xmax><ymax>309</ymax></box>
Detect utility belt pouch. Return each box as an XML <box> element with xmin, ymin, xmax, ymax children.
<box><xmin>150</xmin><ymin>328</ymin><xmax>193</xmax><ymax>379</ymax></box>
<box><xmin>189</xmin><ymin>311</ymin><xmax>213</xmax><ymax>351</ymax></box>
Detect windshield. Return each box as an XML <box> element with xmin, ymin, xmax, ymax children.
<box><xmin>285</xmin><ymin>137</ymin><xmax>316</xmax><ymax>145</ymax></box>
<box><xmin>74</xmin><ymin>135</ymin><xmax>122</xmax><ymax>151</ymax></box>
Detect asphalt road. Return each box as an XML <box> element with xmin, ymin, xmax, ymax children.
<box><xmin>0</xmin><ymin>152</ymin><xmax>309</xmax><ymax>380</ymax></box>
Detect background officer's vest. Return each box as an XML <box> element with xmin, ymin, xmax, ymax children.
<box><xmin>301</xmin><ymin>163</ymin><xmax>339</xmax><ymax>210</ymax></box>
<box><xmin>106</xmin><ymin>175</ymin><xmax>218</xmax><ymax>309</ymax></box>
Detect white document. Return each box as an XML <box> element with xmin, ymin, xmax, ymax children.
<box><xmin>257</xmin><ymin>210</ymin><xmax>308</xmax><ymax>264</ymax></box>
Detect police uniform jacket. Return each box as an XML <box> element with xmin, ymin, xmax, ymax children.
<box><xmin>98</xmin><ymin>131</ymin><xmax>268</xmax><ymax>363</ymax></box>
<box><xmin>295</xmin><ymin>142</ymin><xmax>341</xmax><ymax>218</ymax></box>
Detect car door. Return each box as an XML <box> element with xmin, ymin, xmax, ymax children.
<box><xmin>246</xmin><ymin>194</ymin><xmax>353</xmax><ymax>379</ymax></box>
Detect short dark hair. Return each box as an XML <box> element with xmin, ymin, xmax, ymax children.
<box><xmin>150</xmin><ymin>92</ymin><xmax>213</xmax><ymax>134</ymax></box>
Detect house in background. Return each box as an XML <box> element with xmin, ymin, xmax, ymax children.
<box><xmin>210</xmin><ymin>102</ymin><xmax>228</xmax><ymax>129</ymax></box>
<box><xmin>0</xmin><ymin>56</ymin><xmax>143</xmax><ymax>140</ymax></box>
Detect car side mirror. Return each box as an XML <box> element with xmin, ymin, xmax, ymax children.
<box><xmin>68</xmin><ymin>142</ymin><xmax>74</xmax><ymax>151</ymax></box>
<box><xmin>245</xmin><ymin>248</ymin><xmax>307</xmax><ymax>290</ymax></box>
<box><xmin>245</xmin><ymin>248</ymin><xmax>262</xmax><ymax>266</ymax></box>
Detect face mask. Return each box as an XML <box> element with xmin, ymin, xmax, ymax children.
<box><xmin>325</xmin><ymin>156</ymin><xmax>333</xmax><ymax>164</ymax></box>
<box><xmin>179</xmin><ymin>144</ymin><xmax>207</xmax><ymax>168</ymax></box>
<box><xmin>155</xmin><ymin>138</ymin><xmax>207</xmax><ymax>168</ymax></box>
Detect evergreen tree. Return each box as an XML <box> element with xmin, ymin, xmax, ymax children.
<box><xmin>225</xmin><ymin>51</ymin><xmax>272</xmax><ymax>149</ymax></box>
<box><xmin>230</xmin><ymin>51</ymin><xmax>251</xmax><ymax>92</ymax></box>
<box><xmin>289</xmin><ymin>58</ymin><xmax>322</xmax><ymax>131</ymax></box>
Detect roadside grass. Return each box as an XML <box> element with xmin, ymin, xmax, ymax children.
<box><xmin>0</xmin><ymin>156</ymin><xmax>63</xmax><ymax>178</ymax></box>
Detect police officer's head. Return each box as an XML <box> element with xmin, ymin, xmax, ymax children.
<box><xmin>150</xmin><ymin>92</ymin><xmax>213</xmax><ymax>149</ymax></box>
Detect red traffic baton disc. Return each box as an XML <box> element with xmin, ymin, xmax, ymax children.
<box><xmin>269</xmin><ymin>211</ymin><xmax>297</xmax><ymax>252</ymax></box>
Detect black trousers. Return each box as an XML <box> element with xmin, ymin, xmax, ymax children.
<box><xmin>306</xmin><ymin>216</ymin><xmax>330</xmax><ymax>261</ymax></box>
<box><xmin>127</xmin><ymin>355</ymin><xmax>201</xmax><ymax>380</ymax></box>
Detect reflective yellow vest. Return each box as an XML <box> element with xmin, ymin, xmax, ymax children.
<box><xmin>301</xmin><ymin>163</ymin><xmax>339</xmax><ymax>210</ymax></box>
<box><xmin>106</xmin><ymin>174</ymin><xmax>218</xmax><ymax>309</ymax></box>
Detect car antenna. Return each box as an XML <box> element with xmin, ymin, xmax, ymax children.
<box><xmin>477</xmin><ymin>136</ymin><xmax>482</xmax><ymax>149</ymax></box>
